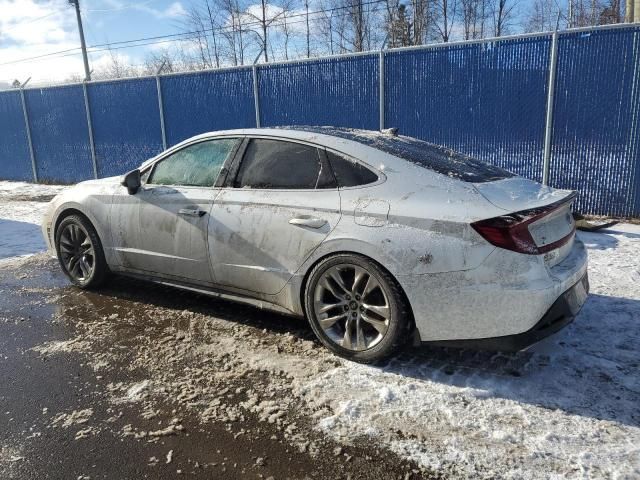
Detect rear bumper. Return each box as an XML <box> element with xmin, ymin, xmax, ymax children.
<box><xmin>423</xmin><ymin>272</ymin><xmax>589</xmax><ymax>351</ymax></box>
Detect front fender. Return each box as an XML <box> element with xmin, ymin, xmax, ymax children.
<box><xmin>45</xmin><ymin>191</ymin><xmax>116</xmax><ymax>264</ymax></box>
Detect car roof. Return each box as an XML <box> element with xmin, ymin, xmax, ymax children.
<box><xmin>186</xmin><ymin>127</ymin><xmax>514</xmax><ymax>184</ymax></box>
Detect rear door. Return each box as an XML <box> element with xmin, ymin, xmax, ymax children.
<box><xmin>111</xmin><ymin>138</ymin><xmax>239</xmax><ymax>284</ymax></box>
<box><xmin>208</xmin><ymin>137</ymin><xmax>341</xmax><ymax>295</ymax></box>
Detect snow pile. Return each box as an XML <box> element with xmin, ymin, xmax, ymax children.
<box><xmin>0</xmin><ymin>181</ymin><xmax>69</xmax><ymax>264</ymax></box>
<box><xmin>0</xmin><ymin>181</ymin><xmax>66</xmax><ymax>200</ymax></box>
<box><xmin>0</xmin><ymin>196</ymin><xmax>52</xmax><ymax>263</ymax></box>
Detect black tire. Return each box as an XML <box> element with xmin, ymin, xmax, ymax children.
<box><xmin>55</xmin><ymin>214</ymin><xmax>109</xmax><ymax>289</ymax></box>
<box><xmin>304</xmin><ymin>253</ymin><xmax>412</xmax><ymax>363</ymax></box>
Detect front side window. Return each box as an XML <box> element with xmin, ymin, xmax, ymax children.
<box><xmin>234</xmin><ymin>139</ymin><xmax>334</xmax><ymax>189</ymax></box>
<box><xmin>149</xmin><ymin>138</ymin><xmax>238</xmax><ymax>187</ymax></box>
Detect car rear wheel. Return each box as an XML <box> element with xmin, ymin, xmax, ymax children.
<box><xmin>304</xmin><ymin>254</ymin><xmax>412</xmax><ymax>363</ymax></box>
<box><xmin>55</xmin><ymin>214</ymin><xmax>108</xmax><ymax>289</ymax></box>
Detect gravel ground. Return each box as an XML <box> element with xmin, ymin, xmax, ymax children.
<box><xmin>0</xmin><ymin>181</ymin><xmax>639</xmax><ymax>479</ymax></box>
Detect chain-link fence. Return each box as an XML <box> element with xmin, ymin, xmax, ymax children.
<box><xmin>1</xmin><ymin>24</ymin><xmax>639</xmax><ymax>217</ymax></box>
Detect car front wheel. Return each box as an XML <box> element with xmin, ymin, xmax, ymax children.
<box><xmin>304</xmin><ymin>254</ymin><xmax>412</xmax><ymax>363</ymax></box>
<box><xmin>55</xmin><ymin>214</ymin><xmax>108</xmax><ymax>289</ymax></box>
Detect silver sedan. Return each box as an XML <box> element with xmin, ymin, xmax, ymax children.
<box><xmin>42</xmin><ymin>127</ymin><xmax>588</xmax><ymax>362</ymax></box>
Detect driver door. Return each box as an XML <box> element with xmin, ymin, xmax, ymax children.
<box><xmin>111</xmin><ymin>137</ymin><xmax>239</xmax><ymax>285</ymax></box>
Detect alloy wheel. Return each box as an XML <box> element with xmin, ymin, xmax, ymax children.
<box><xmin>59</xmin><ymin>223</ymin><xmax>95</xmax><ymax>282</ymax></box>
<box><xmin>313</xmin><ymin>264</ymin><xmax>391</xmax><ymax>351</ymax></box>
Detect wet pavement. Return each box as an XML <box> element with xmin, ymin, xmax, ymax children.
<box><xmin>0</xmin><ymin>255</ymin><xmax>432</xmax><ymax>480</ymax></box>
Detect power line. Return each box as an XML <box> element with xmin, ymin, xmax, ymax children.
<box><xmin>0</xmin><ymin>0</ymin><xmax>387</xmax><ymax>67</ymax></box>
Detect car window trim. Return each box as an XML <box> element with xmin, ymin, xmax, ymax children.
<box><xmin>228</xmin><ymin>136</ymin><xmax>338</xmax><ymax>192</ymax></box>
<box><xmin>323</xmin><ymin>147</ymin><xmax>386</xmax><ymax>190</ymax></box>
<box><xmin>144</xmin><ymin>136</ymin><xmax>242</xmax><ymax>189</ymax></box>
<box><xmin>222</xmin><ymin>137</ymin><xmax>249</xmax><ymax>188</ymax></box>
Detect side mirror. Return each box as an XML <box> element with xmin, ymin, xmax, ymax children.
<box><xmin>120</xmin><ymin>169</ymin><xmax>141</xmax><ymax>195</ymax></box>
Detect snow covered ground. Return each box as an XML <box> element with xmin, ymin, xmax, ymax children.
<box><xmin>0</xmin><ymin>181</ymin><xmax>66</xmax><ymax>265</ymax></box>
<box><xmin>1</xmin><ymin>180</ymin><xmax>639</xmax><ymax>478</ymax></box>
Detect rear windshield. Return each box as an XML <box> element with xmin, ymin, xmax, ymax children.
<box><xmin>287</xmin><ymin>126</ymin><xmax>515</xmax><ymax>183</ymax></box>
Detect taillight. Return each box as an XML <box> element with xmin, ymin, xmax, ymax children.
<box><xmin>471</xmin><ymin>214</ymin><xmax>540</xmax><ymax>254</ymax></box>
<box><xmin>471</xmin><ymin>197</ymin><xmax>576</xmax><ymax>255</ymax></box>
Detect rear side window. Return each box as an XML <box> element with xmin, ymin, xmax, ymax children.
<box><xmin>234</xmin><ymin>139</ymin><xmax>335</xmax><ymax>189</ymax></box>
<box><xmin>149</xmin><ymin>138</ymin><xmax>237</xmax><ymax>187</ymax></box>
<box><xmin>326</xmin><ymin>151</ymin><xmax>378</xmax><ymax>187</ymax></box>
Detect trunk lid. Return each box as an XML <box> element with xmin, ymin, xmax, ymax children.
<box><xmin>473</xmin><ymin>177</ymin><xmax>577</xmax><ymax>266</ymax></box>
<box><xmin>473</xmin><ymin>177</ymin><xmax>574</xmax><ymax>212</ymax></box>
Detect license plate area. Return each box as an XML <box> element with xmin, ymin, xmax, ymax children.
<box><xmin>564</xmin><ymin>273</ymin><xmax>589</xmax><ymax>316</ymax></box>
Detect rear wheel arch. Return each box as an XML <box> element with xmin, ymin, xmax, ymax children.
<box><xmin>299</xmin><ymin>250</ymin><xmax>415</xmax><ymax>329</ymax></box>
<box><xmin>301</xmin><ymin>251</ymin><xmax>416</xmax><ymax>362</ymax></box>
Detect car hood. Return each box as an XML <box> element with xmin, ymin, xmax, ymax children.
<box><xmin>77</xmin><ymin>175</ymin><xmax>121</xmax><ymax>187</ymax></box>
<box><xmin>473</xmin><ymin>177</ymin><xmax>575</xmax><ymax>213</ymax></box>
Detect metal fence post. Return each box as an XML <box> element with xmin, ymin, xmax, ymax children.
<box><xmin>156</xmin><ymin>75</ymin><xmax>167</xmax><ymax>150</ymax></box>
<box><xmin>82</xmin><ymin>82</ymin><xmax>98</xmax><ymax>179</ymax></box>
<box><xmin>19</xmin><ymin>88</ymin><xmax>38</xmax><ymax>183</ymax></box>
<box><xmin>252</xmin><ymin>65</ymin><xmax>261</xmax><ymax>128</ymax></box>
<box><xmin>542</xmin><ymin>31</ymin><xmax>559</xmax><ymax>186</ymax></box>
<box><xmin>379</xmin><ymin>50</ymin><xmax>385</xmax><ymax>131</ymax></box>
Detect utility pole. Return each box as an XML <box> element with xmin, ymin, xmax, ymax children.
<box><xmin>305</xmin><ymin>0</ymin><xmax>310</xmax><ymax>58</ymax></box>
<box><xmin>568</xmin><ymin>0</ymin><xmax>573</xmax><ymax>27</ymax></box>
<box><xmin>69</xmin><ymin>0</ymin><xmax>91</xmax><ymax>81</ymax></box>
<box><xmin>261</xmin><ymin>0</ymin><xmax>269</xmax><ymax>62</ymax></box>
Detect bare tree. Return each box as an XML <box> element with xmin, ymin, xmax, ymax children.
<box><xmin>180</xmin><ymin>0</ymin><xmax>247</xmax><ymax>67</ymax></box>
<box><xmin>524</xmin><ymin>0</ymin><xmax>564</xmax><ymax>32</ymax></box>
<box><xmin>143</xmin><ymin>49</ymin><xmax>177</xmax><ymax>75</ymax></box>
<box><xmin>600</xmin><ymin>0</ymin><xmax>622</xmax><ymax>23</ymax></box>
<box><xmin>384</xmin><ymin>0</ymin><xmax>401</xmax><ymax>47</ymax></box>
<box><xmin>182</xmin><ymin>3</ymin><xmax>214</xmax><ymax>68</ymax></box>
<box><xmin>334</xmin><ymin>0</ymin><xmax>382</xmax><ymax>51</ymax></box>
<box><xmin>93</xmin><ymin>48</ymin><xmax>138</xmax><ymax>79</ymax></box>
<box><xmin>280</xmin><ymin>8</ymin><xmax>293</xmax><ymax>59</ymax></box>
<box><xmin>462</xmin><ymin>0</ymin><xmax>488</xmax><ymax>39</ymax></box>
<box><xmin>567</xmin><ymin>0</ymin><xmax>621</xmax><ymax>26</ymax></box>
<box><xmin>387</xmin><ymin>2</ymin><xmax>412</xmax><ymax>47</ymax></box>
<box><xmin>433</xmin><ymin>0</ymin><xmax>458</xmax><ymax>42</ymax></box>
<box><xmin>410</xmin><ymin>0</ymin><xmax>436</xmax><ymax>45</ymax></box>
<box><xmin>243</xmin><ymin>0</ymin><xmax>289</xmax><ymax>61</ymax></box>
<box><xmin>350</xmin><ymin>0</ymin><xmax>366</xmax><ymax>51</ymax></box>
<box><xmin>317</xmin><ymin>0</ymin><xmax>337</xmax><ymax>54</ymax></box>
<box><xmin>204</xmin><ymin>0</ymin><xmax>222</xmax><ymax>67</ymax></box>
<box><xmin>491</xmin><ymin>0</ymin><xmax>518</xmax><ymax>36</ymax></box>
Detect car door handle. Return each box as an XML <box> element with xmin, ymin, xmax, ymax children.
<box><xmin>289</xmin><ymin>216</ymin><xmax>327</xmax><ymax>229</ymax></box>
<box><xmin>178</xmin><ymin>208</ymin><xmax>206</xmax><ymax>217</ymax></box>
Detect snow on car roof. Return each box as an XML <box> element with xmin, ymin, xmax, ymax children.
<box><xmin>280</xmin><ymin>126</ymin><xmax>516</xmax><ymax>183</ymax></box>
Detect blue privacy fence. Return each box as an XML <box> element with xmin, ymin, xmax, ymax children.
<box><xmin>1</xmin><ymin>24</ymin><xmax>639</xmax><ymax>217</ymax></box>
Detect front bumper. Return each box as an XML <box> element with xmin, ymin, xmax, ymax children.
<box><xmin>423</xmin><ymin>272</ymin><xmax>589</xmax><ymax>351</ymax></box>
<box><xmin>41</xmin><ymin>219</ymin><xmax>56</xmax><ymax>257</ymax></box>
